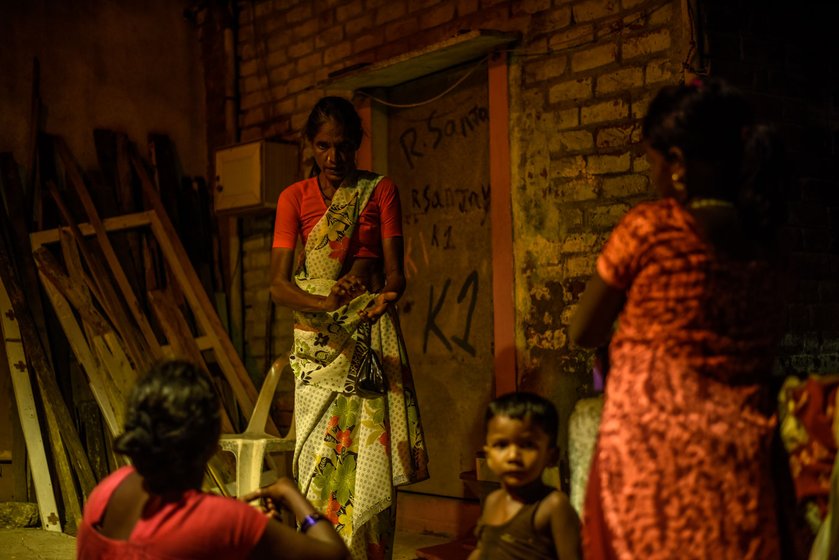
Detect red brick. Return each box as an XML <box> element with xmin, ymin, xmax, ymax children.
<box><xmin>524</xmin><ymin>55</ymin><xmax>568</xmax><ymax>85</ymax></box>
<box><xmin>596</xmin><ymin>66</ymin><xmax>643</xmax><ymax>94</ymax></box>
<box><xmin>315</xmin><ymin>25</ymin><xmax>346</xmax><ymax>49</ymax></box>
<box><xmin>573</xmin><ymin>0</ymin><xmax>618</xmax><ymax>22</ymax></box>
<box><xmin>420</xmin><ymin>2</ymin><xmax>455</xmax><ymax>28</ymax></box>
<box><xmin>553</xmin><ymin>155</ymin><xmax>586</xmax><ymax>178</ymax></box>
<box><xmin>528</xmin><ymin>6</ymin><xmax>572</xmax><ymax>34</ymax></box>
<box><xmin>587</xmin><ymin>152</ymin><xmax>630</xmax><ymax>174</ymax></box>
<box><xmin>336</xmin><ymin>2</ymin><xmax>364</xmax><ymax>21</ymax></box>
<box><xmin>287</xmin><ymin>75</ymin><xmax>312</xmax><ymax>94</ymax></box>
<box><xmin>345</xmin><ymin>12</ymin><xmax>375</xmax><ymax>35</ymax></box>
<box><xmin>385</xmin><ymin>18</ymin><xmax>420</xmax><ymax>42</ymax></box>
<box><xmin>254</xmin><ymin>0</ymin><xmax>273</xmax><ymax>19</ymax></box>
<box><xmin>548</xmin><ymin>77</ymin><xmax>593</xmax><ymax>104</ymax></box>
<box><xmin>288</xmin><ymin>37</ymin><xmax>314</xmax><ymax>59</ymax></box>
<box><xmin>352</xmin><ymin>33</ymin><xmax>381</xmax><ymax>53</ymax></box>
<box><xmin>648</xmin><ymin>2</ymin><xmax>674</xmax><ymax>25</ymax></box>
<box><xmin>512</xmin><ymin>0</ymin><xmax>551</xmax><ymax>16</ymax></box>
<box><xmin>555</xmin><ymin>130</ymin><xmax>594</xmax><ymax>151</ymax></box>
<box><xmin>241</xmin><ymin>74</ymin><xmax>264</xmax><ymax>94</ymax></box>
<box><xmin>318</xmin><ymin>7</ymin><xmax>336</xmax><ymax>29</ymax></box>
<box><xmin>267</xmin><ymin>61</ymin><xmax>293</xmax><ymax>82</ymax></box>
<box><xmin>587</xmin><ymin>203</ymin><xmax>631</xmax><ymax>229</ymax></box>
<box><xmin>240</xmin><ymin>126</ymin><xmax>264</xmax><ymax>142</ymax></box>
<box><xmin>601</xmin><ymin>174</ymin><xmax>649</xmax><ymax>198</ymax></box>
<box><xmin>376</xmin><ymin>2</ymin><xmax>408</xmax><ymax>25</ymax></box>
<box><xmin>571</xmin><ymin>43</ymin><xmax>617</xmax><ymax>73</ymax></box>
<box><xmin>240</xmin><ymin>58</ymin><xmax>259</xmax><ymax>78</ymax></box>
<box><xmin>324</xmin><ymin>41</ymin><xmax>352</xmax><ymax>65</ymax></box>
<box><xmin>296</xmin><ymin>52</ymin><xmax>323</xmax><ymax>74</ymax></box>
<box><xmin>267</xmin><ymin>31</ymin><xmax>292</xmax><ymax>53</ymax></box>
<box><xmin>240</xmin><ymin>90</ymin><xmax>268</xmax><ymax>111</ymax></box>
<box><xmin>596</xmin><ymin>124</ymin><xmax>639</xmax><ymax>148</ymax></box>
<box><xmin>581</xmin><ymin>98</ymin><xmax>628</xmax><ymax>124</ymax></box>
<box><xmin>549</xmin><ymin>24</ymin><xmax>594</xmax><ymax>51</ymax></box>
<box><xmin>292</xmin><ymin>17</ymin><xmax>319</xmax><ymax>40</ymax></box>
<box><xmin>623</xmin><ymin>29</ymin><xmax>671</xmax><ymax>59</ymax></box>
<box><xmin>552</xmin><ymin>178</ymin><xmax>598</xmax><ymax>201</ymax></box>
<box><xmin>645</xmin><ymin>58</ymin><xmax>675</xmax><ymax>84</ymax></box>
<box><xmin>456</xmin><ymin>0</ymin><xmax>479</xmax><ymax>16</ymax></box>
<box><xmin>287</xmin><ymin>3</ymin><xmax>313</xmax><ymax>23</ymax></box>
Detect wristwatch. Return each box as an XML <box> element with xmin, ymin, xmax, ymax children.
<box><xmin>300</xmin><ymin>512</ymin><xmax>327</xmax><ymax>533</ymax></box>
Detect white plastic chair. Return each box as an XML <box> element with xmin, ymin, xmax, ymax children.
<box><xmin>219</xmin><ymin>354</ymin><xmax>296</xmax><ymax>497</ymax></box>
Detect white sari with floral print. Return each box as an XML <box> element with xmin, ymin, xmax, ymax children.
<box><xmin>289</xmin><ymin>171</ymin><xmax>428</xmax><ymax>560</ymax></box>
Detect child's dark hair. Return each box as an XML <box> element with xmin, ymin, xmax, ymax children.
<box><xmin>114</xmin><ymin>360</ymin><xmax>220</xmax><ymax>494</ymax></box>
<box><xmin>486</xmin><ymin>392</ymin><xmax>559</xmax><ymax>446</ymax></box>
<box><xmin>304</xmin><ymin>96</ymin><xmax>363</xmax><ymax>177</ymax></box>
<box><xmin>642</xmin><ymin>77</ymin><xmax>787</xmax><ymax>248</ymax></box>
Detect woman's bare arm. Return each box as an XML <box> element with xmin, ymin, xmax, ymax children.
<box><xmin>568</xmin><ymin>273</ymin><xmax>625</xmax><ymax>348</ymax></box>
<box><xmin>270</xmin><ymin>247</ymin><xmax>364</xmax><ymax>312</ymax></box>
<box><xmin>245</xmin><ymin>478</ymin><xmax>349</xmax><ymax>560</ymax></box>
<box><xmin>359</xmin><ymin>236</ymin><xmax>405</xmax><ymax>321</ymax></box>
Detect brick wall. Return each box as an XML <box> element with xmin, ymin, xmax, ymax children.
<box><xmin>200</xmin><ymin>0</ymin><xmax>839</xmax><ymax>497</ymax></box>
<box><xmin>507</xmin><ymin>0</ymin><xmax>686</xmax><ymax>425</ymax></box>
<box><xmin>210</xmin><ymin>0</ymin><xmax>689</xmax><ymax>461</ymax></box>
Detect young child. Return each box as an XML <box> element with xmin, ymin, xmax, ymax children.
<box><xmin>469</xmin><ymin>392</ymin><xmax>580</xmax><ymax>560</ymax></box>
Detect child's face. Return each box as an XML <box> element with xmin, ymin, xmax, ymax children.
<box><xmin>484</xmin><ymin>415</ymin><xmax>555</xmax><ymax>489</ymax></box>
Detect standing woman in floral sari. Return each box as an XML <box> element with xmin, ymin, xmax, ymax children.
<box><xmin>270</xmin><ymin>96</ymin><xmax>429</xmax><ymax>560</ymax></box>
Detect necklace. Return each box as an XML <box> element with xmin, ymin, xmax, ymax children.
<box><xmin>317</xmin><ymin>178</ymin><xmax>335</xmax><ymax>204</ymax></box>
<box><xmin>688</xmin><ymin>198</ymin><xmax>735</xmax><ymax>209</ymax></box>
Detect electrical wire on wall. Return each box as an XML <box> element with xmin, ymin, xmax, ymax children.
<box><xmin>354</xmin><ymin>0</ymin><xmax>682</xmax><ymax>110</ymax></box>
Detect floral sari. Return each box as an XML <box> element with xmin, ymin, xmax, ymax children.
<box><xmin>290</xmin><ymin>171</ymin><xmax>429</xmax><ymax>560</ymax></box>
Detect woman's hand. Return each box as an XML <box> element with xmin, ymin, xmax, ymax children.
<box><xmin>241</xmin><ymin>477</ymin><xmax>301</xmax><ymax>519</ymax></box>
<box><xmin>358</xmin><ymin>291</ymin><xmax>399</xmax><ymax>321</ymax></box>
<box><xmin>321</xmin><ymin>274</ymin><xmax>366</xmax><ymax>311</ymax></box>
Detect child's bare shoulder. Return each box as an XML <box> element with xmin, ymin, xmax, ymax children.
<box><xmin>535</xmin><ymin>490</ymin><xmax>578</xmax><ymax>529</ymax></box>
<box><xmin>483</xmin><ymin>488</ymin><xmax>506</xmax><ymax>511</ymax></box>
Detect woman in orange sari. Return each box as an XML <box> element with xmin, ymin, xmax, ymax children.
<box><xmin>571</xmin><ymin>78</ymin><xmax>788</xmax><ymax>559</ymax></box>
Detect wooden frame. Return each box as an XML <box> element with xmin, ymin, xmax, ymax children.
<box><xmin>31</xmin><ymin>209</ymin><xmax>262</xmax><ymax>429</ymax></box>
<box><xmin>357</xmin><ymin>50</ymin><xmax>518</xmax><ymax>396</ymax></box>
<box><xmin>0</xmin><ymin>280</ymin><xmax>61</xmax><ymax>532</ymax></box>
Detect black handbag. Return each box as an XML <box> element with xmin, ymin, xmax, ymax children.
<box><xmin>348</xmin><ymin>320</ymin><xmax>386</xmax><ymax>398</ymax></box>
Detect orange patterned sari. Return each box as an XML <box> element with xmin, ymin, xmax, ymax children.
<box><xmin>583</xmin><ymin>199</ymin><xmax>785</xmax><ymax>559</ymax></box>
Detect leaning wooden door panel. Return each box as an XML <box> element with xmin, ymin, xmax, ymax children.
<box><xmin>387</xmin><ymin>62</ymin><xmax>494</xmax><ymax>498</ymax></box>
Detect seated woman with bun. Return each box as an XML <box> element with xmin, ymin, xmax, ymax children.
<box><xmin>76</xmin><ymin>360</ymin><xmax>349</xmax><ymax>560</ymax></box>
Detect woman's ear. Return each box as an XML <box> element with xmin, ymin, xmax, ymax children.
<box><xmin>667</xmin><ymin>146</ymin><xmax>686</xmax><ymax>178</ymax></box>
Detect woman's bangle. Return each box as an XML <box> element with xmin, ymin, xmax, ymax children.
<box><xmin>300</xmin><ymin>512</ymin><xmax>327</xmax><ymax>533</ymax></box>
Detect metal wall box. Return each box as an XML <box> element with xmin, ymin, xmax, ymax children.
<box><xmin>214</xmin><ymin>140</ymin><xmax>298</xmax><ymax>214</ymax></box>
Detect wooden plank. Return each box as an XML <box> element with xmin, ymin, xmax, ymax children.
<box><xmin>131</xmin><ymin>150</ymin><xmax>260</xmax><ymax>421</ymax></box>
<box><xmin>59</xmin><ymin>228</ymin><xmax>136</xmax><ymax>398</ymax></box>
<box><xmin>33</xmin><ymin>247</ymin><xmax>111</xmax><ymax>336</ymax></box>
<box><xmin>0</xmin><ymin>207</ymin><xmax>96</xmax><ymax>535</ymax></box>
<box><xmin>29</xmin><ymin>212</ymin><xmax>153</xmax><ymax>247</ymax></box>
<box><xmin>0</xmin><ymin>154</ymin><xmax>53</xmax><ymax>360</ymax></box>
<box><xmin>45</xmin><ymin>180</ymin><xmax>152</xmax><ymax>373</ymax></box>
<box><xmin>25</xmin><ymin>57</ymin><xmax>41</xmax><ymax>213</ymax></box>
<box><xmin>148</xmin><ymin>288</ymin><xmax>206</xmax><ymax>367</ymax></box>
<box><xmin>8</xmin><ymin>375</ymin><xmax>29</xmax><ymax>501</ymax></box>
<box><xmin>0</xmin><ymin>278</ymin><xmax>61</xmax><ymax>532</ymax></box>
<box><xmin>147</xmin><ymin>198</ymin><xmax>259</xmax><ymax>421</ymax></box>
<box><xmin>37</xmin><ymin>274</ymin><xmax>122</xmax><ymax>436</ymax></box>
<box><xmin>148</xmin><ymin>288</ymin><xmax>235</xmax><ymax>434</ymax></box>
<box><xmin>54</xmin><ymin>137</ymin><xmax>162</xmax><ymax>361</ymax></box>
